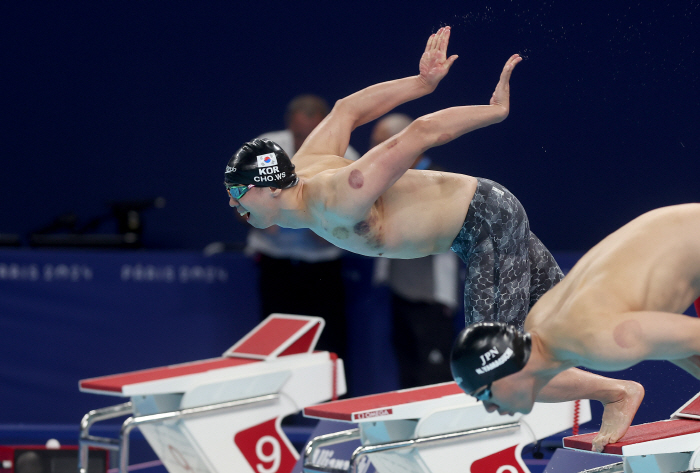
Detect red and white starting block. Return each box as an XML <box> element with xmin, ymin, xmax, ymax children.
<box><xmin>302</xmin><ymin>382</ymin><xmax>590</xmax><ymax>473</ymax></box>
<box><xmin>564</xmin><ymin>391</ymin><xmax>700</xmax><ymax>473</ymax></box>
<box><xmin>78</xmin><ymin>314</ymin><xmax>346</xmax><ymax>473</ymax></box>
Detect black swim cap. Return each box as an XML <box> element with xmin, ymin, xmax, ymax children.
<box><xmin>224</xmin><ymin>138</ymin><xmax>299</xmax><ymax>189</ymax></box>
<box><xmin>450</xmin><ymin>322</ymin><xmax>531</xmax><ymax>394</ymax></box>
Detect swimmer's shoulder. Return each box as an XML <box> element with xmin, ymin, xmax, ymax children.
<box><xmin>294</xmin><ymin>153</ymin><xmax>352</xmax><ymax>178</ymax></box>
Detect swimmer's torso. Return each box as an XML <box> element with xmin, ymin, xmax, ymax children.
<box><xmin>294</xmin><ymin>154</ymin><xmax>475</xmax><ymax>259</ymax></box>
<box><xmin>526</xmin><ymin>203</ymin><xmax>700</xmax><ymax>368</ymax></box>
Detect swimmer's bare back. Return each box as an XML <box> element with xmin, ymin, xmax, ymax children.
<box><xmin>527</xmin><ymin>203</ymin><xmax>700</xmax><ymax>371</ymax></box>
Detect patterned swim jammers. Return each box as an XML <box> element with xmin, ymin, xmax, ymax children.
<box><xmin>450</xmin><ymin>178</ymin><xmax>564</xmax><ymax>330</ymax></box>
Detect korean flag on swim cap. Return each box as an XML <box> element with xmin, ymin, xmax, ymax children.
<box><xmin>257</xmin><ymin>153</ymin><xmax>278</xmax><ymax>167</ymax></box>
<box><xmin>224</xmin><ymin>138</ymin><xmax>298</xmax><ymax>189</ymax></box>
<box><xmin>450</xmin><ymin>322</ymin><xmax>532</xmax><ymax>394</ymax></box>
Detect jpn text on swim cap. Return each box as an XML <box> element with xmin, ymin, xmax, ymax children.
<box><xmin>476</xmin><ymin>348</ymin><xmax>513</xmax><ymax>374</ymax></box>
<box><xmin>480</xmin><ymin>347</ymin><xmax>500</xmax><ymax>366</ymax></box>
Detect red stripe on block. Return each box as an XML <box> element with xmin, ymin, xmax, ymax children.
<box><xmin>679</xmin><ymin>394</ymin><xmax>700</xmax><ymax>417</ymax></box>
<box><xmin>233</xmin><ymin>318</ymin><xmax>309</xmax><ymax>356</ymax></box>
<box><xmin>80</xmin><ymin>357</ymin><xmax>258</xmax><ymax>393</ymax></box>
<box><xmin>304</xmin><ymin>383</ymin><xmax>464</xmax><ymax>422</ymax></box>
<box><xmin>563</xmin><ymin>419</ymin><xmax>700</xmax><ymax>455</ymax></box>
<box><xmin>279</xmin><ymin>322</ymin><xmax>320</xmax><ymax>356</ymax></box>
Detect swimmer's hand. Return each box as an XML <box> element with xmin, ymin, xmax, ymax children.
<box><xmin>489</xmin><ymin>54</ymin><xmax>522</xmax><ymax>117</ymax></box>
<box><xmin>419</xmin><ymin>26</ymin><xmax>459</xmax><ymax>91</ymax></box>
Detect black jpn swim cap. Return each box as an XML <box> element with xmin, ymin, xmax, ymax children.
<box><xmin>450</xmin><ymin>322</ymin><xmax>532</xmax><ymax>394</ymax></box>
<box><xmin>224</xmin><ymin>138</ymin><xmax>299</xmax><ymax>189</ymax></box>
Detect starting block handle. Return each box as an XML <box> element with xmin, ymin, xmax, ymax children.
<box><xmin>577</xmin><ymin>463</ymin><xmax>624</xmax><ymax>473</ymax></box>
<box><xmin>302</xmin><ymin>422</ymin><xmax>520</xmax><ymax>473</ymax></box>
<box><xmin>304</xmin><ymin>428</ymin><xmax>361</xmax><ymax>459</ymax></box>
<box><xmin>348</xmin><ymin>422</ymin><xmax>520</xmax><ymax>473</ymax></box>
<box><xmin>304</xmin><ymin>466</ymin><xmax>349</xmax><ymax>473</ymax></box>
<box><xmin>117</xmin><ymin>393</ymin><xmax>279</xmax><ymax>473</ymax></box>
<box><xmin>303</xmin><ymin>429</ymin><xmax>361</xmax><ymax>473</ymax></box>
<box><xmin>79</xmin><ymin>394</ymin><xmax>279</xmax><ymax>473</ymax></box>
<box><xmin>79</xmin><ymin>402</ymin><xmax>134</xmax><ymax>473</ymax></box>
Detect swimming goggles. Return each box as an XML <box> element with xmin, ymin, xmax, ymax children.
<box><xmin>472</xmin><ymin>384</ymin><xmax>493</xmax><ymax>402</ymax></box>
<box><xmin>227</xmin><ymin>184</ymin><xmax>254</xmax><ymax>200</ymax></box>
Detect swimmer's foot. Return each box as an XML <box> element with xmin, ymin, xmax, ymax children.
<box><xmin>591</xmin><ymin>380</ymin><xmax>645</xmax><ymax>453</ymax></box>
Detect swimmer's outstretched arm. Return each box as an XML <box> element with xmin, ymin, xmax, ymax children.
<box><xmin>328</xmin><ymin>54</ymin><xmax>521</xmax><ymax>219</ymax></box>
<box><xmin>298</xmin><ymin>26</ymin><xmax>458</xmax><ymax>159</ymax></box>
<box><xmin>337</xmin><ymin>26</ymin><xmax>459</xmax><ymax>130</ymax></box>
<box><xmin>415</xmin><ymin>53</ymin><xmax>521</xmax><ymax>142</ymax></box>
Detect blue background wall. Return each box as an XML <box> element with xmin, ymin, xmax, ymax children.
<box><xmin>1</xmin><ymin>249</ymin><xmax>699</xmax><ymax>433</ymax></box>
<box><xmin>1</xmin><ymin>1</ymin><xmax>697</xmax><ymax>251</ymax></box>
<box><xmin>1</xmin><ymin>0</ymin><xmax>699</xmax><ymax>439</ymax></box>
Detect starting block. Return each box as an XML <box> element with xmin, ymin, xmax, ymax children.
<box><xmin>78</xmin><ymin>314</ymin><xmax>346</xmax><ymax>473</ymax></box>
<box><xmin>564</xmin><ymin>391</ymin><xmax>700</xmax><ymax>473</ymax></box>
<box><xmin>302</xmin><ymin>382</ymin><xmax>590</xmax><ymax>473</ymax></box>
